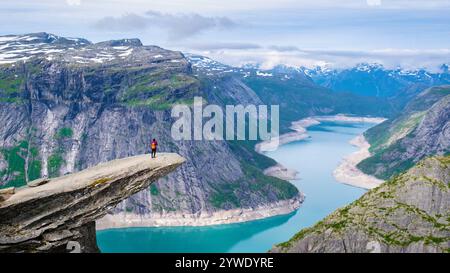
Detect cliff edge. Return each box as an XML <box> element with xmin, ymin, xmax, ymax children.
<box><xmin>0</xmin><ymin>153</ymin><xmax>185</xmax><ymax>253</ymax></box>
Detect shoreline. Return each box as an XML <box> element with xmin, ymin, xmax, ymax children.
<box><xmin>255</xmin><ymin>118</ymin><xmax>318</xmax><ymax>154</ymax></box>
<box><xmin>256</xmin><ymin>114</ymin><xmax>386</xmax><ymax>155</ymax></box>
<box><xmin>96</xmin><ymin>194</ymin><xmax>303</xmax><ymax>230</ymax></box>
<box><xmin>332</xmin><ymin>134</ymin><xmax>385</xmax><ymax>189</ymax></box>
<box><xmin>263</xmin><ymin>164</ymin><xmax>300</xmax><ymax>180</ymax></box>
<box><xmin>255</xmin><ymin>117</ymin><xmax>319</xmax><ymax>179</ymax></box>
<box><xmin>259</xmin><ymin>114</ymin><xmax>386</xmax><ymax>189</ymax></box>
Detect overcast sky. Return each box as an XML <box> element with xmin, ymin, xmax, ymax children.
<box><xmin>1</xmin><ymin>0</ymin><xmax>450</xmax><ymax>70</ymax></box>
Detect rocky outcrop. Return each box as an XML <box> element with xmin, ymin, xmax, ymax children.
<box><xmin>0</xmin><ymin>153</ymin><xmax>185</xmax><ymax>253</ymax></box>
<box><xmin>359</xmin><ymin>86</ymin><xmax>450</xmax><ymax>179</ymax></box>
<box><xmin>271</xmin><ymin>156</ymin><xmax>450</xmax><ymax>253</ymax></box>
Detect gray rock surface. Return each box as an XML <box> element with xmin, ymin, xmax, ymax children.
<box><xmin>359</xmin><ymin>86</ymin><xmax>450</xmax><ymax>179</ymax></box>
<box><xmin>271</xmin><ymin>156</ymin><xmax>450</xmax><ymax>253</ymax></box>
<box><xmin>0</xmin><ymin>153</ymin><xmax>185</xmax><ymax>252</ymax></box>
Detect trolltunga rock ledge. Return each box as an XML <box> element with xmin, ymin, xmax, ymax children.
<box><xmin>0</xmin><ymin>153</ymin><xmax>185</xmax><ymax>253</ymax></box>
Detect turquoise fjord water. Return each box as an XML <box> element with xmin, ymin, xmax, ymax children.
<box><xmin>97</xmin><ymin>122</ymin><xmax>373</xmax><ymax>253</ymax></box>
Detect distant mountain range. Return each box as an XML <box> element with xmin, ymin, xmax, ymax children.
<box><xmin>188</xmin><ymin>54</ymin><xmax>450</xmax><ymax>101</ymax></box>
<box><xmin>188</xmin><ymin>54</ymin><xmax>397</xmax><ymax>132</ymax></box>
<box><xmin>188</xmin><ymin>54</ymin><xmax>450</xmax><ymax>115</ymax></box>
<box><xmin>305</xmin><ymin>63</ymin><xmax>450</xmax><ymax>111</ymax></box>
<box><xmin>305</xmin><ymin>63</ymin><xmax>449</xmax><ymax>95</ymax></box>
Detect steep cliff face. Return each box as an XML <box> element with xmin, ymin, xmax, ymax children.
<box><xmin>0</xmin><ymin>153</ymin><xmax>185</xmax><ymax>252</ymax></box>
<box><xmin>0</xmin><ymin>33</ymin><xmax>300</xmax><ymax>226</ymax></box>
<box><xmin>272</xmin><ymin>156</ymin><xmax>450</xmax><ymax>253</ymax></box>
<box><xmin>358</xmin><ymin>86</ymin><xmax>450</xmax><ymax>179</ymax></box>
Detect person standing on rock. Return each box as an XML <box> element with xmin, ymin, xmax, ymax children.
<box><xmin>151</xmin><ymin>138</ymin><xmax>158</xmax><ymax>158</ymax></box>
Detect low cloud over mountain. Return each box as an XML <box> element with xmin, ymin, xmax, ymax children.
<box><xmin>94</xmin><ymin>11</ymin><xmax>236</xmax><ymax>40</ymax></box>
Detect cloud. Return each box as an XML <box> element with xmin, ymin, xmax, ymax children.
<box><xmin>66</xmin><ymin>0</ymin><xmax>81</xmax><ymax>6</ymax></box>
<box><xmin>186</xmin><ymin>42</ymin><xmax>261</xmax><ymax>51</ymax></box>
<box><xmin>268</xmin><ymin>45</ymin><xmax>300</xmax><ymax>52</ymax></box>
<box><xmin>193</xmin><ymin>46</ymin><xmax>450</xmax><ymax>72</ymax></box>
<box><xmin>94</xmin><ymin>14</ymin><xmax>148</xmax><ymax>32</ymax></box>
<box><xmin>366</xmin><ymin>0</ymin><xmax>381</xmax><ymax>7</ymax></box>
<box><xmin>93</xmin><ymin>11</ymin><xmax>236</xmax><ymax>40</ymax></box>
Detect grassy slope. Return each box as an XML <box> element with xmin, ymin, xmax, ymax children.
<box><xmin>276</xmin><ymin>156</ymin><xmax>450</xmax><ymax>253</ymax></box>
<box><xmin>359</xmin><ymin>86</ymin><xmax>450</xmax><ymax>179</ymax></box>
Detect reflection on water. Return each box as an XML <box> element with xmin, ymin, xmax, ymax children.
<box><xmin>97</xmin><ymin>122</ymin><xmax>373</xmax><ymax>253</ymax></box>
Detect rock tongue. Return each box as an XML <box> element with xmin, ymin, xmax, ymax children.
<box><xmin>0</xmin><ymin>153</ymin><xmax>185</xmax><ymax>253</ymax></box>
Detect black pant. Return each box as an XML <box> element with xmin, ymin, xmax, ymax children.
<box><xmin>151</xmin><ymin>148</ymin><xmax>157</xmax><ymax>158</ymax></box>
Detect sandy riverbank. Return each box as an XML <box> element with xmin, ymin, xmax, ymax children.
<box><xmin>255</xmin><ymin>117</ymin><xmax>319</xmax><ymax>153</ymax></box>
<box><xmin>313</xmin><ymin>114</ymin><xmax>386</xmax><ymax>124</ymax></box>
<box><xmin>256</xmin><ymin>114</ymin><xmax>385</xmax><ymax>154</ymax></box>
<box><xmin>255</xmin><ymin>117</ymin><xmax>320</xmax><ymax>179</ymax></box>
<box><xmin>263</xmin><ymin>164</ymin><xmax>299</xmax><ymax>180</ymax></box>
<box><xmin>258</xmin><ymin>114</ymin><xmax>386</xmax><ymax>189</ymax></box>
<box><xmin>333</xmin><ymin>135</ymin><xmax>384</xmax><ymax>189</ymax></box>
<box><xmin>96</xmin><ymin>194</ymin><xmax>303</xmax><ymax>230</ymax></box>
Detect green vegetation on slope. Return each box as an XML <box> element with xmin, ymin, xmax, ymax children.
<box><xmin>55</xmin><ymin>127</ymin><xmax>74</xmax><ymax>139</ymax></box>
<box><xmin>0</xmin><ymin>141</ymin><xmax>42</xmax><ymax>189</ymax></box>
<box><xmin>366</xmin><ymin>111</ymin><xmax>426</xmax><ymax>154</ymax></box>
<box><xmin>47</xmin><ymin>151</ymin><xmax>64</xmax><ymax>178</ymax></box>
<box><xmin>275</xmin><ymin>156</ymin><xmax>450</xmax><ymax>253</ymax></box>
<box><xmin>0</xmin><ymin>71</ymin><xmax>24</xmax><ymax>103</ymax></box>
<box><xmin>241</xmin><ymin>162</ymin><xmax>298</xmax><ymax>200</ymax></box>
<box><xmin>359</xmin><ymin>86</ymin><xmax>450</xmax><ymax>179</ymax></box>
<box><xmin>120</xmin><ymin>71</ymin><xmax>201</xmax><ymax>110</ymax></box>
<box><xmin>150</xmin><ymin>184</ymin><xmax>159</xmax><ymax>196</ymax></box>
<box><xmin>0</xmin><ymin>74</ymin><xmax>23</xmax><ymax>94</ymax></box>
<box><xmin>209</xmin><ymin>139</ymin><xmax>299</xmax><ymax>209</ymax></box>
<box><xmin>27</xmin><ymin>147</ymin><xmax>42</xmax><ymax>182</ymax></box>
<box><xmin>357</xmin><ymin>139</ymin><xmax>416</xmax><ymax>180</ymax></box>
<box><xmin>243</xmin><ymin>76</ymin><xmax>394</xmax><ymax>133</ymax></box>
<box><xmin>47</xmin><ymin>127</ymin><xmax>74</xmax><ymax>178</ymax></box>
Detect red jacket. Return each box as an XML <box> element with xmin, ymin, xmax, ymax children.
<box><xmin>151</xmin><ymin>140</ymin><xmax>158</xmax><ymax>150</ymax></box>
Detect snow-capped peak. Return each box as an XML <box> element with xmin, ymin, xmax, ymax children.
<box><xmin>0</xmin><ymin>32</ymin><xmax>91</xmax><ymax>64</ymax></box>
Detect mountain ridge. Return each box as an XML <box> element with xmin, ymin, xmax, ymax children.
<box><xmin>358</xmin><ymin>85</ymin><xmax>450</xmax><ymax>179</ymax></box>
